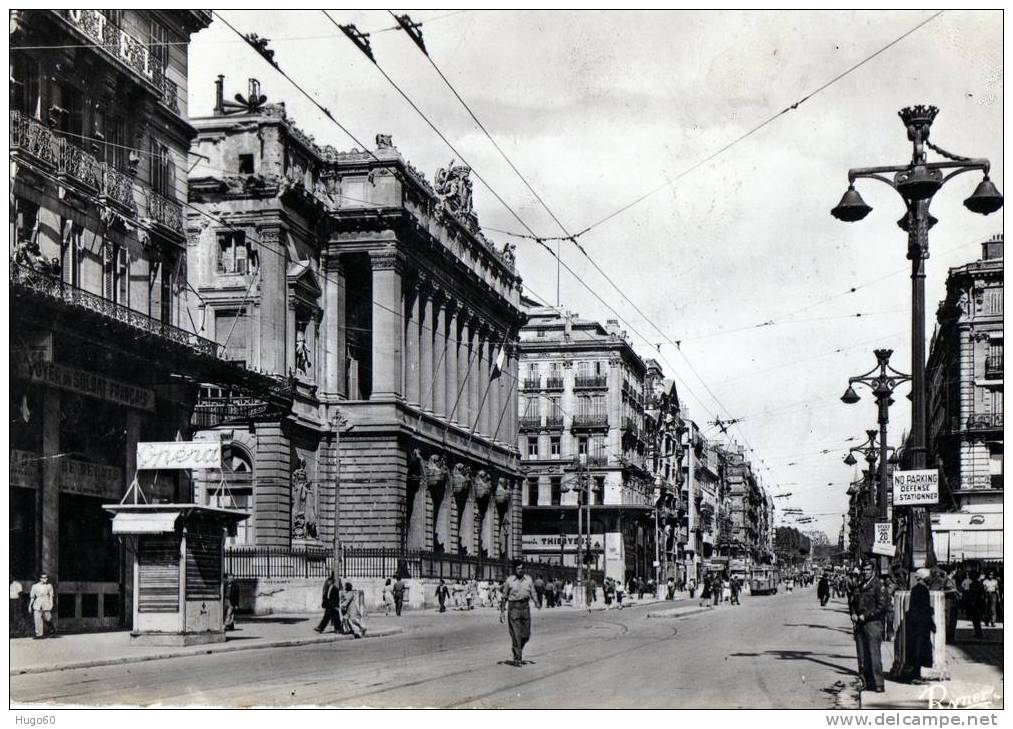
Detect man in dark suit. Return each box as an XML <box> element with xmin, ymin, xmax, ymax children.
<box><xmin>849</xmin><ymin>561</ymin><xmax>888</xmax><ymax>693</ymax></box>
<box><xmin>314</xmin><ymin>573</ymin><xmax>342</xmax><ymax>633</ymax></box>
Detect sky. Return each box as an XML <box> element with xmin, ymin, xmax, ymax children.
<box><xmin>188</xmin><ymin>9</ymin><xmax>1003</xmax><ymax>541</ymax></box>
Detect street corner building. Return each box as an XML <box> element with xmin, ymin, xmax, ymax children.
<box><xmin>516</xmin><ymin>306</ymin><xmax>685</xmax><ymax>584</ymax></box>
<box><xmin>184</xmin><ymin>76</ymin><xmax>527</xmax><ymax>612</ymax></box>
<box><xmin>9</xmin><ymin>10</ymin><xmax>284</xmax><ymax>632</ymax></box>
<box><xmin>925</xmin><ymin>233</ymin><xmax>1003</xmax><ymax>565</ymax></box>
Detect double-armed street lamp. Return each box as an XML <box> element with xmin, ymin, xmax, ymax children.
<box><xmin>832</xmin><ymin>105</ymin><xmax>1002</xmax><ymax>569</ymax></box>
<box><xmin>841</xmin><ymin>349</ymin><xmax>910</xmax><ymax>527</ymax></box>
<box><xmin>843</xmin><ymin>428</ymin><xmax>897</xmax><ymax>556</ymax></box>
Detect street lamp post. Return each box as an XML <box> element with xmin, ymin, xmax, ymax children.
<box><xmin>843</xmin><ymin>429</ymin><xmax>897</xmax><ymax>558</ymax></box>
<box><xmin>832</xmin><ymin>105</ymin><xmax>1002</xmax><ymax>570</ymax></box>
<box><xmin>841</xmin><ymin>349</ymin><xmax>910</xmax><ymax>530</ymax></box>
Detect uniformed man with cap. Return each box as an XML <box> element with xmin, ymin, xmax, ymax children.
<box><xmin>849</xmin><ymin>560</ymin><xmax>888</xmax><ymax>692</ymax></box>
<box><xmin>500</xmin><ymin>560</ymin><xmax>541</xmax><ymax>666</ymax></box>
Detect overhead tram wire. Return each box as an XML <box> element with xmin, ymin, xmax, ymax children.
<box><xmin>378</xmin><ymin>9</ymin><xmax>945</xmax><ymax>462</ymax></box>
<box><xmin>316</xmin><ymin>10</ymin><xmax>737</xmax><ymax>437</ymax></box>
<box><xmin>10</xmin><ymin>10</ymin><xmax>469</xmax><ymax>51</ymax></box>
<box><xmin>564</xmin><ymin>10</ymin><xmax>945</xmax><ymax>240</ymax></box>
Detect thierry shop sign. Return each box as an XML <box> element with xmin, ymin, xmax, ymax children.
<box><xmin>892</xmin><ymin>469</ymin><xmax>939</xmax><ymax>506</ymax></box>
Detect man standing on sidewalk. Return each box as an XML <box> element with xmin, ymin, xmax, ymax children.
<box><xmin>392</xmin><ymin>575</ymin><xmax>406</xmax><ymax>616</ymax></box>
<box><xmin>849</xmin><ymin>561</ymin><xmax>888</xmax><ymax>693</ymax></box>
<box><xmin>28</xmin><ymin>573</ymin><xmax>54</xmax><ymax>639</ymax></box>
<box><xmin>500</xmin><ymin>561</ymin><xmax>541</xmax><ymax>666</ymax></box>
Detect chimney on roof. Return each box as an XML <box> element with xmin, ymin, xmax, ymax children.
<box><xmin>214</xmin><ymin>74</ymin><xmax>225</xmax><ymax>115</ymax></box>
<box><xmin>606</xmin><ymin>319</ymin><xmax>620</xmax><ymax>337</ymax></box>
<box><xmin>982</xmin><ymin>233</ymin><xmax>1003</xmax><ymax>261</ymax></box>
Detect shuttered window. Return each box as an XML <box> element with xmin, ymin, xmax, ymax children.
<box><xmin>216</xmin><ymin>309</ymin><xmax>248</xmax><ymax>363</ymax></box>
<box><xmin>185</xmin><ymin>532</ymin><xmax>223</xmax><ymax>601</ymax></box>
<box><xmin>137</xmin><ymin>535</ymin><xmax>180</xmax><ymax>613</ymax></box>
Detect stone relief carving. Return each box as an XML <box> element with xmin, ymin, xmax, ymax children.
<box><xmin>291</xmin><ymin>458</ymin><xmax>318</xmax><ymax>540</ymax></box>
<box><xmin>434</xmin><ymin>161</ymin><xmax>474</xmax><ymax>217</ymax></box>
<box><xmin>451</xmin><ymin>463</ymin><xmax>473</xmax><ymax>497</ymax></box>
<box><xmin>473</xmin><ymin>469</ymin><xmax>492</xmax><ymax>500</ymax></box>
<box><xmin>295</xmin><ymin>320</ymin><xmax>312</xmax><ymax>374</ymax></box>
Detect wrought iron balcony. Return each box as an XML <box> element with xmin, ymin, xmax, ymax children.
<box><xmin>572</xmin><ymin>413</ymin><xmax>608</xmax><ymax>428</ymax></box>
<box><xmin>521</xmin><ymin>377</ymin><xmax>541</xmax><ymax>390</ymax></box>
<box><xmin>144</xmin><ymin>188</ymin><xmax>185</xmax><ymax>237</ymax></box>
<box><xmin>545</xmin><ymin>376</ymin><xmax>564</xmax><ymax>390</ymax></box>
<box><xmin>966</xmin><ymin>412</ymin><xmax>1003</xmax><ymax>431</ymax></box>
<box><xmin>192</xmin><ymin>395</ymin><xmax>272</xmax><ymax>430</ymax></box>
<box><xmin>11</xmin><ymin>111</ymin><xmax>137</xmax><ymax>212</ymax></box>
<box><xmin>519</xmin><ymin>415</ymin><xmax>542</xmax><ymax>430</ymax></box>
<box><xmin>11</xmin><ymin>261</ymin><xmax>222</xmax><ymax>360</ymax></box>
<box><xmin>54</xmin><ymin>10</ymin><xmax>179</xmax><ymax>114</ymax></box>
<box><xmin>575</xmin><ymin>374</ymin><xmax>608</xmax><ymax>388</ymax></box>
<box><xmin>545</xmin><ymin>415</ymin><xmax>564</xmax><ymax>429</ymax></box>
<box><xmin>985</xmin><ymin>354</ymin><xmax>1003</xmax><ymax>380</ymax></box>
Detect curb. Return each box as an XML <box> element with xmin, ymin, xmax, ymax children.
<box><xmin>645</xmin><ymin>606</ymin><xmax>714</xmax><ymax>619</ymax></box>
<box><xmin>10</xmin><ymin>625</ymin><xmax>404</xmax><ymax>677</ymax></box>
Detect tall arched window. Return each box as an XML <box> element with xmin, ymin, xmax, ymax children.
<box><xmin>209</xmin><ymin>447</ymin><xmax>254</xmax><ymax>545</ymax></box>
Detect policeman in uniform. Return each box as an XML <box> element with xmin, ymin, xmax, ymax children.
<box><xmin>849</xmin><ymin>560</ymin><xmax>888</xmax><ymax>692</ymax></box>
<box><xmin>500</xmin><ymin>560</ymin><xmax>541</xmax><ymax>666</ymax></box>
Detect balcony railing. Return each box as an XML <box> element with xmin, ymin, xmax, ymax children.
<box><xmin>11</xmin><ymin>262</ymin><xmax>221</xmax><ymax>360</ymax></box>
<box><xmin>192</xmin><ymin>396</ymin><xmax>272</xmax><ymax>430</ymax></box>
<box><xmin>519</xmin><ymin>415</ymin><xmax>542</xmax><ymax>430</ymax></box>
<box><xmin>145</xmin><ymin>188</ymin><xmax>185</xmax><ymax>236</ymax></box>
<box><xmin>572</xmin><ymin>413</ymin><xmax>608</xmax><ymax>428</ymax></box>
<box><xmin>521</xmin><ymin>377</ymin><xmax>540</xmax><ymax>390</ymax></box>
<box><xmin>966</xmin><ymin>413</ymin><xmax>1003</xmax><ymax>431</ymax></box>
<box><xmin>55</xmin><ymin>10</ymin><xmax>179</xmax><ymax>114</ymax></box>
<box><xmin>545</xmin><ymin>376</ymin><xmax>564</xmax><ymax>390</ymax></box>
<box><xmin>985</xmin><ymin>355</ymin><xmax>1003</xmax><ymax>380</ymax></box>
<box><xmin>545</xmin><ymin>415</ymin><xmax>564</xmax><ymax>428</ymax></box>
<box><xmin>575</xmin><ymin>374</ymin><xmax>607</xmax><ymax>388</ymax></box>
<box><xmin>11</xmin><ymin>110</ymin><xmax>136</xmax><ymax>212</ymax></box>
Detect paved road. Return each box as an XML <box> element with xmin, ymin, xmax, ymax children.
<box><xmin>12</xmin><ymin>588</ymin><xmax>859</xmax><ymax>708</ymax></box>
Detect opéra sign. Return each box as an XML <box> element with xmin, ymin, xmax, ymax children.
<box><xmin>892</xmin><ymin>469</ymin><xmax>939</xmax><ymax>506</ymax></box>
<box><xmin>137</xmin><ymin>441</ymin><xmax>221</xmax><ymax>470</ymax></box>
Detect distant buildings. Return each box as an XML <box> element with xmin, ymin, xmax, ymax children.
<box><xmin>516</xmin><ymin>305</ymin><xmax>656</xmax><ymax>581</ymax></box>
<box><xmin>925</xmin><ymin>233</ymin><xmax>1003</xmax><ymax>564</ymax></box>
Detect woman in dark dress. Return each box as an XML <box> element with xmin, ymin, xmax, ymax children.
<box><xmin>904</xmin><ymin>568</ymin><xmax>936</xmax><ymax>683</ymax></box>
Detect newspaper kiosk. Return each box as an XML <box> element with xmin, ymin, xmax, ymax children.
<box><xmin>104</xmin><ymin>504</ymin><xmax>248</xmax><ymax>646</ymax></box>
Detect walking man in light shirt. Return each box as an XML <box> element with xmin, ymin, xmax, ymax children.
<box><xmin>28</xmin><ymin>573</ymin><xmax>55</xmax><ymax>639</ymax></box>
<box><xmin>500</xmin><ymin>561</ymin><xmax>542</xmax><ymax>666</ymax></box>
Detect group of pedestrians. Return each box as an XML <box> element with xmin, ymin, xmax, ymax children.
<box><xmin>315</xmin><ymin>572</ymin><xmax>375</xmax><ymax>638</ymax></box>
<box><xmin>533</xmin><ymin>575</ymin><xmax>576</xmax><ymax>608</ymax></box>
<box><xmin>699</xmin><ymin>573</ymin><xmax>743</xmax><ymax>606</ymax></box>
<box><xmin>434</xmin><ymin>578</ymin><xmax>505</xmax><ymax>611</ymax></box>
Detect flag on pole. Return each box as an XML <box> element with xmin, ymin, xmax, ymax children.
<box><xmin>491</xmin><ymin>335</ymin><xmax>506</xmax><ymax>379</ymax></box>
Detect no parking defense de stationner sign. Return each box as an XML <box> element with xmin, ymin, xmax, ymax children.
<box><xmin>891</xmin><ymin>469</ymin><xmax>939</xmax><ymax>506</ymax></box>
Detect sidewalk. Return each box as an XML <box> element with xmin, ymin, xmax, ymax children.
<box><xmin>10</xmin><ymin>614</ymin><xmax>406</xmax><ymax>676</ymax></box>
<box><xmin>860</xmin><ymin>623</ymin><xmax>1004</xmax><ymax>710</ymax></box>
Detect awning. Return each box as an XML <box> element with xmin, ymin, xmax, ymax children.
<box><xmin>933</xmin><ymin>529</ymin><xmax>1003</xmax><ymax>561</ymax></box>
<box><xmin>111</xmin><ymin>511</ymin><xmax>180</xmax><ymax>535</ymax></box>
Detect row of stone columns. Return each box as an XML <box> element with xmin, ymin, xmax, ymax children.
<box><xmin>401</xmin><ymin>271</ymin><xmax>517</xmax><ymax>442</ymax></box>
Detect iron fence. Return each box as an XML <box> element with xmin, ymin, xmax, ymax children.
<box><xmin>225</xmin><ymin>546</ymin><xmax>335</xmax><ymax>580</ymax></box>
<box><xmin>338</xmin><ymin>547</ymin><xmax>603</xmax><ymax>585</ymax></box>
